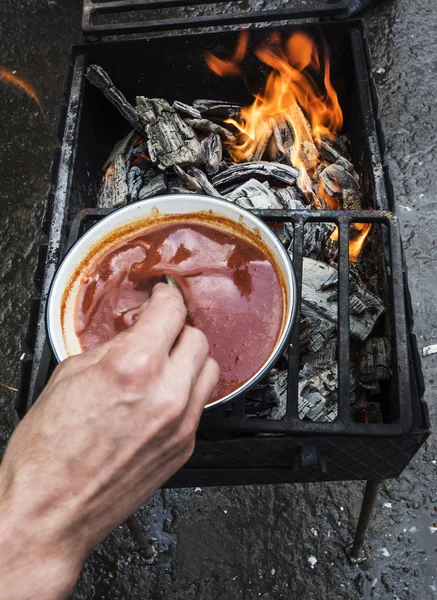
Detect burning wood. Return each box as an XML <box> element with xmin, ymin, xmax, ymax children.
<box><xmin>201</xmin><ymin>133</ymin><xmax>222</xmax><ymax>176</ymax></box>
<box><xmin>227</xmin><ymin>179</ymin><xmax>283</xmax><ymax>209</ymax></box>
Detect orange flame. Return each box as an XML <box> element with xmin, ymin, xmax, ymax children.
<box><xmin>205</xmin><ymin>30</ymin><xmax>249</xmax><ymax>77</ymax></box>
<box><xmin>329</xmin><ymin>223</ymin><xmax>372</xmax><ymax>262</ymax></box>
<box><xmin>0</xmin><ymin>66</ymin><xmax>43</xmax><ymax>114</ymax></box>
<box><xmin>206</xmin><ymin>31</ymin><xmax>372</xmax><ymax>262</ymax></box>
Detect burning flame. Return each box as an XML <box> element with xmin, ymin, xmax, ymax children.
<box><xmin>205</xmin><ymin>30</ymin><xmax>249</xmax><ymax>77</ymax></box>
<box><xmin>205</xmin><ymin>30</ymin><xmax>371</xmax><ymax>261</ymax></box>
<box><xmin>0</xmin><ymin>65</ymin><xmax>43</xmax><ymax>114</ymax></box>
<box><xmin>329</xmin><ymin>223</ymin><xmax>372</xmax><ymax>263</ymax></box>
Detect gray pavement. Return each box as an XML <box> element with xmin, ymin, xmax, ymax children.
<box><xmin>0</xmin><ymin>1</ymin><xmax>436</xmax><ymax>598</ymax></box>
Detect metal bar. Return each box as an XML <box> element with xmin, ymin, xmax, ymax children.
<box><xmin>347</xmin><ymin>479</ymin><xmax>384</xmax><ymax>564</ymax></box>
<box><xmin>287</xmin><ymin>218</ymin><xmax>304</xmax><ymax>418</ymax></box>
<box><xmin>27</xmin><ymin>55</ymin><xmax>87</xmax><ymax>414</ymax></box>
<box><xmin>337</xmin><ymin>221</ymin><xmax>350</xmax><ymax>423</ymax></box>
<box><xmin>82</xmin><ymin>0</ymin><xmax>348</xmax><ymax>36</ymax></box>
<box><xmin>125</xmin><ymin>515</ymin><xmax>157</xmax><ymax>560</ymax></box>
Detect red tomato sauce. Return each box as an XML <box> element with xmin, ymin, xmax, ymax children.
<box><xmin>75</xmin><ymin>222</ymin><xmax>284</xmax><ymax>402</ymax></box>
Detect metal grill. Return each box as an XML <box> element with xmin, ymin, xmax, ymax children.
<box><xmin>82</xmin><ymin>0</ymin><xmax>349</xmax><ymax>37</ymax></box>
<box><xmin>50</xmin><ymin>206</ymin><xmax>411</xmax><ymax>439</ymax></box>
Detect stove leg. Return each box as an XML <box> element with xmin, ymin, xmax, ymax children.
<box><xmin>346</xmin><ymin>479</ymin><xmax>384</xmax><ymax>564</ymax></box>
<box><xmin>125</xmin><ymin>515</ymin><xmax>157</xmax><ymax>562</ymax></box>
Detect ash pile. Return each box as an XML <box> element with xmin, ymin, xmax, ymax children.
<box><xmin>85</xmin><ymin>61</ymin><xmax>390</xmax><ymax>425</ymax></box>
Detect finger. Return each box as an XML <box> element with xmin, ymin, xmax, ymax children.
<box><xmin>186</xmin><ymin>357</ymin><xmax>220</xmax><ymax>422</ymax></box>
<box><xmin>109</xmin><ymin>283</ymin><xmax>187</xmax><ymax>360</ymax></box>
<box><xmin>169</xmin><ymin>325</ymin><xmax>210</xmax><ymax>390</ymax></box>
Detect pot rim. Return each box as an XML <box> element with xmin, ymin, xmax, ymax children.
<box><xmin>46</xmin><ymin>194</ymin><xmax>297</xmax><ymax>412</ymax></box>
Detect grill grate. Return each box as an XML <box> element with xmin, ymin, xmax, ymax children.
<box><xmin>82</xmin><ymin>0</ymin><xmax>349</xmax><ymax>37</ymax></box>
<box><xmin>47</xmin><ymin>206</ymin><xmax>412</xmax><ymax>438</ymax></box>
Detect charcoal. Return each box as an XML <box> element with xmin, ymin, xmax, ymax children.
<box><xmin>184</xmin><ymin>118</ymin><xmax>236</xmax><ymax>143</ymax></box>
<box><xmin>127</xmin><ymin>166</ymin><xmax>143</xmax><ymax>203</ymax></box>
<box><xmin>213</xmin><ymin>161</ymin><xmax>299</xmax><ymax>188</ymax></box>
<box><xmin>103</xmin><ymin>130</ymin><xmax>138</xmax><ymax>171</ymax></box>
<box><xmin>98</xmin><ymin>154</ymin><xmax>127</xmax><ymax>208</ymax></box>
<box><xmin>318</xmin><ymin>140</ymin><xmax>341</xmax><ymax>165</ymax></box>
<box><xmin>322</xmin><ymin>134</ymin><xmax>350</xmax><ymax>160</ymax></box>
<box><xmin>170</xmin><ymin>186</ymin><xmax>197</xmax><ymax>195</ymax></box>
<box><xmin>138</xmin><ymin>173</ymin><xmax>167</xmax><ymax>200</ymax></box>
<box><xmin>173</xmin><ymin>165</ymin><xmax>204</xmax><ymax>194</ymax></box>
<box><xmin>351</xmin><ymin>400</ymin><xmax>383</xmax><ymax>423</ymax></box>
<box><xmin>201</xmin><ymin>133</ymin><xmax>222</xmax><ymax>176</ymax></box>
<box><xmin>303</xmin><ymin>222</ymin><xmax>336</xmax><ymax>261</ymax></box>
<box><xmin>298</xmin><ymin>257</ymin><xmax>385</xmax><ymax>342</ymax></box>
<box><xmin>227</xmin><ymin>179</ymin><xmax>283</xmax><ymax>209</ymax></box>
<box><xmin>300</xmin><ymin>316</ymin><xmax>337</xmax><ymax>353</ymax></box>
<box><xmin>186</xmin><ymin>166</ymin><xmax>224</xmax><ymax>198</ymax></box>
<box><xmin>245</xmin><ymin>369</ymin><xmax>282</xmax><ymax>417</ymax></box>
<box><xmin>298</xmin><ymin>363</ymin><xmax>338</xmax><ymax>423</ymax></box>
<box><xmin>86</xmin><ymin>65</ymin><xmax>144</xmax><ymax>133</ymax></box>
<box><xmin>136</xmin><ymin>97</ymin><xmax>202</xmax><ymax>170</ymax></box>
<box><xmin>319</xmin><ymin>162</ymin><xmax>362</xmax><ymax>210</ymax></box>
<box><xmin>172</xmin><ymin>100</ymin><xmax>202</xmax><ymax>119</ymax></box>
<box><xmin>275</xmin><ymin>186</ymin><xmax>307</xmax><ymax>210</ymax></box>
<box><xmin>192</xmin><ymin>98</ymin><xmax>242</xmax><ymax>119</ymax></box>
<box><xmin>358</xmin><ymin>337</ymin><xmax>392</xmax><ymax>384</ymax></box>
<box><xmin>302</xmin><ymin>336</ymin><xmax>337</xmax><ymax>370</ymax></box>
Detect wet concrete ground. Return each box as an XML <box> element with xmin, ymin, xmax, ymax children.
<box><xmin>0</xmin><ymin>0</ymin><xmax>436</xmax><ymax>598</ymax></box>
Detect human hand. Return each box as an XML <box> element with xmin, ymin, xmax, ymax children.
<box><xmin>0</xmin><ymin>283</ymin><xmax>219</xmax><ymax>600</ymax></box>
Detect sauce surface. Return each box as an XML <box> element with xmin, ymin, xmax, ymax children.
<box><xmin>75</xmin><ymin>221</ymin><xmax>284</xmax><ymax>402</ymax></box>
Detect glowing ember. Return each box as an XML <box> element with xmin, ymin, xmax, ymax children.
<box><xmin>205</xmin><ymin>31</ymin><xmax>372</xmax><ymax>262</ymax></box>
<box><xmin>0</xmin><ymin>65</ymin><xmax>43</xmax><ymax>114</ymax></box>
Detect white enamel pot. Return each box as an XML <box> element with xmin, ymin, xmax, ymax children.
<box><xmin>47</xmin><ymin>194</ymin><xmax>297</xmax><ymax>411</ymax></box>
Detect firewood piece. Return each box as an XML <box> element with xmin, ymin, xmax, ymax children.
<box><xmin>358</xmin><ymin>337</ymin><xmax>392</xmax><ymax>384</ymax></box>
<box><xmin>300</xmin><ymin>316</ymin><xmax>337</xmax><ymax>353</ymax></box>
<box><xmin>303</xmin><ymin>222</ymin><xmax>336</xmax><ymax>261</ymax></box>
<box><xmin>138</xmin><ymin>173</ymin><xmax>167</xmax><ymax>200</ymax></box>
<box><xmin>103</xmin><ymin>130</ymin><xmax>138</xmax><ymax>171</ymax></box>
<box><xmin>171</xmin><ymin>186</ymin><xmax>197</xmax><ymax>195</ymax></box>
<box><xmin>322</xmin><ymin>134</ymin><xmax>350</xmax><ymax>160</ymax></box>
<box><xmin>136</xmin><ymin>98</ymin><xmax>202</xmax><ymax>170</ymax></box>
<box><xmin>252</xmin><ymin>125</ymin><xmax>274</xmax><ymax>162</ymax></box>
<box><xmin>192</xmin><ymin>99</ymin><xmax>243</xmax><ymax>119</ymax></box>
<box><xmin>86</xmin><ymin>65</ymin><xmax>144</xmax><ymax>133</ymax></box>
<box><xmin>127</xmin><ymin>166</ymin><xmax>143</xmax><ymax>203</ymax></box>
<box><xmin>303</xmin><ymin>337</ymin><xmax>337</xmax><ymax>370</ymax></box>
<box><xmin>98</xmin><ymin>154</ymin><xmax>127</xmax><ymax>208</ymax></box>
<box><xmin>173</xmin><ymin>165</ymin><xmax>204</xmax><ymax>193</ymax></box>
<box><xmin>319</xmin><ymin>163</ymin><xmax>362</xmax><ymax>210</ymax></box>
<box><xmin>184</xmin><ymin>118</ymin><xmax>236</xmax><ymax>143</ymax></box>
<box><xmin>172</xmin><ymin>100</ymin><xmax>202</xmax><ymax>119</ymax></box>
<box><xmin>276</xmin><ymin>113</ymin><xmax>294</xmax><ymax>151</ymax></box>
<box><xmin>265</xmin><ymin>118</ymin><xmax>287</xmax><ymax>161</ymax></box>
<box><xmin>213</xmin><ymin>161</ymin><xmax>299</xmax><ymax>188</ymax></box>
<box><xmin>275</xmin><ymin>187</ymin><xmax>307</xmax><ymax>210</ymax></box>
<box><xmin>299</xmin><ymin>257</ymin><xmax>385</xmax><ymax>342</ymax></box>
<box><xmin>201</xmin><ymin>133</ymin><xmax>222</xmax><ymax>176</ymax></box>
<box><xmin>187</xmin><ymin>166</ymin><xmax>224</xmax><ymax>198</ymax></box>
<box><xmin>298</xmin><ymin>363</ymin><xmax>339</xmax><ymax>422</ymax></box>
<box><xmin>227</xmin><ymin>179</ymin><xmax>283</xmax><ymax>209</ymax></box>
<box><xmin>298</xmin><ymin>140</ymin><xmax>319</xmax><ymax>171</ymax></box>
<box><xmin>318</xmin><ymin>140</ymin><xmax>341</xmax><ymax>165</ymax></box>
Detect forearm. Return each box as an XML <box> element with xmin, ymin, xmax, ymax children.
<box><xmin>0</xmin><ymin>466</ymin><xmax>81</xmax><ymax>600</ymax></box>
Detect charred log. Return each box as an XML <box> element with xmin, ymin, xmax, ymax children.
<box><xmin>98</xmin><ymin>154</ymin><xmax>127</xmax><ymax>208</ymax></box>
<box><xmin>227</xmin><ymin>179</ymin><xmax>283</xmax><ymax>209</ymax></box>
<box><xmin>138</xmin><ymin>173</ymin><xmax>167</xmax><ymax>200</ymax></box>
<box><xmin>358</xmin><ymin>337</ymin><xmax>392</xmax><ymax>384</ymax></box>
<box><xmin>172</xmin><ymin>100</ymin><xmax>202</xmax><ymax>119</ymax></box>
<box><xmin>201</xmin><ymin>133</ymin><xmax>222</xmax><ymax>176</ymax></box>
<box><xmin>86</xmin><ymin>65</ymin><xmax>144</xmax><ymax>133</ymax></box>
<box><xmin>136</xmin><ymin>97</ymin><xmax>202</xmax><ymax>170</ymax></box>
<box><xmin>213</xmin><ymin>161</ymin><xmax>299</xmax><ymax>188</ymax></box>
<box><xmin>184</xmin><ymin>118</ymin><xmax>236</xmax><ymax>143</ymax></box>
